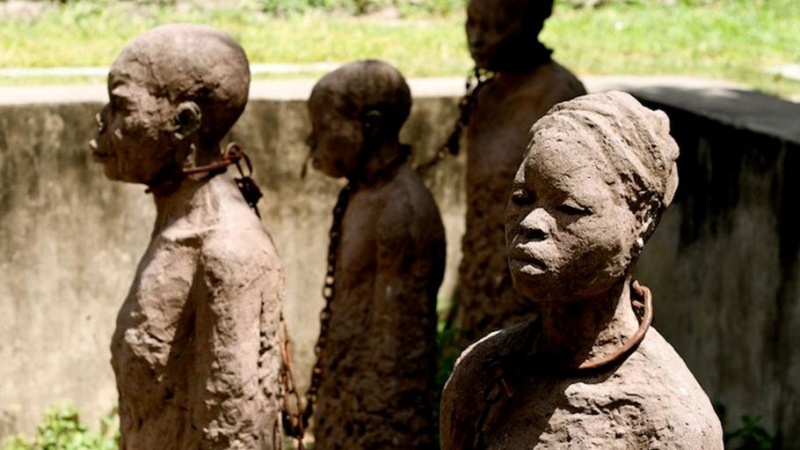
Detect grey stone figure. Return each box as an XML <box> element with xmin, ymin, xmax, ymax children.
<box><xmin>89</xmin><ymin>24</ymin><xmax>283</xmax><ymax>450</ymax></box>
<box><xmin>306</xmin><ymin>60</ymin><xmax>446</xmax><ymax>450</ymax></box>
<box><xmin>441</xmin><ymin>91</ymin><xmax>724</xmax><ymax>449</ymax></box>
<box><xmin>456</xmin><ymin>0</ymin><xmax>587</xmax><ymax>347</ymax></box>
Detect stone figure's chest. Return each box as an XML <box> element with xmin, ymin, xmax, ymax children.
<box><xmin>479</xmin><ymin>373</ymin><xmax>656</xmax><ymax>450</ymax></box>
<box><xmin>467</xmin><ymin>100</ymin><xmax>543</xmax><ymax>181</ymax></box>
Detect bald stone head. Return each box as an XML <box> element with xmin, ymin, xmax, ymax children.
<box><xmin>110</xmin><ymin>23</ymin><xmax>250</xmax><ymax>143</ymax></box>
<box><xmin>91</xmin><ymin>24</ymin><xmax>250</xmax><ymax>184</ymax></box>
<box><xmin>307</xmin><ymin>59</ymin><xmax>411</xmax><ymax>178</ymax></box>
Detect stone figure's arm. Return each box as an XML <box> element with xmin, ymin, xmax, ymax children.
<box><xmin>439</xmin><ymin>347</ymin><xmax>482</xmax><ymax>450</ymax></box>
<box><xmin>193</xmin><ymin>234</ymin><xmax>283</xmax><ymax>449</ymax></box>
<box><xmin>372</xmin><ymin>198</ymin><xmax>438</xmax><ymax>374</ymax></box>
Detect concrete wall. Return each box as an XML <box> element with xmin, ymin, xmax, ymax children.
<box><xmin>1</xmin><ymin>77</ymin><xmax>799</xmax><ymax>445</ymax></box>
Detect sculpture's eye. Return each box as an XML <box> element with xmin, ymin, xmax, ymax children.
<box><xmin>557</xmin><ymin>200</ymin><xmax>590</xmax><ymax>216</ymax></box>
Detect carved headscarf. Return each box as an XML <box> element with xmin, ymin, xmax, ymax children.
<box><xmin>529</xmin><ymin>90</ymin><xmax>680</xmax><ymax>243</ymax></box>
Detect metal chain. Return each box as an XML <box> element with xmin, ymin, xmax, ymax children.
<box><xmin>279</xmin><ymin>182</ymin><xmax>356</xmax><ymax>446</ymax></box>
<box><xmin>147</xmin><ymin>141</ymin><xmax>264</xmax><ymax>219</ymax></box>
<box><xmin>279</xmin><ymin>312</ymin><xmax>306</xmax><ymax>450</ymax></box>
<box><xmin>416</xmin><ymin>67</ymin><xmax>494</xmax><ymax>175</ymax></box>
<box><xmin>306</xmin><ymin>182</ymin><xmax>354</xmax><ymax>419</ymax></box>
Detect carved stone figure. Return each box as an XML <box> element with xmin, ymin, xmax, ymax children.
<box><xmin>89</xmin><ymin>24</ymin><xmax>283</xmax><ymax>450</ymax></box>
<box><xmin>457</xmin><ymin>0</ymin><xmax>587</xmax><ymax>346</ymax></box>
<box><xmin>441</xmin><ymin>91</ymin><xmax>724</xmax><ymax>449</ymax></box>
<box><xmin>306</xmin><ymin>60</ymin><xmax>446</xmax><ymax>450</ymax></box>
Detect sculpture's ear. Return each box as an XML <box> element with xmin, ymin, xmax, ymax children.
<box><xmin>362</xmin><ymin>109</ymin><xmax>382</xmax><ymax>141</ymax></box>
<box><xmin>173</xmin><ymin>101</ymin><xmax>202</xmax><ymax>140</ymax></box>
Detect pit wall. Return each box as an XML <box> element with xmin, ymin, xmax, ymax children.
<box><xmin>1</xmin><ymin>77</ymin><xmax>798</xmax><ymax>446</ymax></box>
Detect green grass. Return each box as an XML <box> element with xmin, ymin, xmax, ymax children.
<box><xmin>1</xmin><ymin>0</ymin><xmax>798</xmax><ymax>99</ymax></box>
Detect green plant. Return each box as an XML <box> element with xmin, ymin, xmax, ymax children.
<box><xmin>715</xmin><ymin>402</ymin><xmax>782</xmax><ymax>450</ymax></box>
<box><xmin>433</xmin><ymin>300</ymin><xmax>462</xmax><ymax>427</ymax></box>
<box><xmin>724</xmin><ymin>415</ymin><xmax>781</xmax><ymax>450</ymax></box>
<box><xmin>3</xmin><ymin>405</ymin><xmax>118</xmax><ymax>450</ymax></box>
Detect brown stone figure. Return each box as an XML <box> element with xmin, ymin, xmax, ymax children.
<box><xmin>441</xmin><ymin>91</ymin><xmax>724</xmax><ymax>449</ymax></box>
<box><xmin>306</xmin><ymin>60</ymin><xmax>446</xmax><ymax>450</ymax></box>
<box><xmin>89</xmin><ymin>24</ymin><xmax>283</xmax><ymax>449</ymax></box>
<box><xmin>456</xmin><ymin>0</ymin><xmax>587</xmax><ymax>346</ymax></box>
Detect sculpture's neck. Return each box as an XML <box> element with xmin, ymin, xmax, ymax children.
<box><xmin>487</xmin><ymin>39</ymin><xmax>552</xmax><ymax>75</ymax></box>
<box><xmin>351</xmin><ymin>140</ymin><xmax>409</xmax><ymax>187</ymax></box>
<box><xmin>537</xmin><ymin>275</ymin><xmax>640</xmax><ymax>367</ymax></box>
<box><xmin>151</xmin><ymin>174</ymin><xmax>237</xmax><ymax>235</ymax></box>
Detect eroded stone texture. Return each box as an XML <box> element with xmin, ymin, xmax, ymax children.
<box><xmin>89</xmin><ymin>24</ymin><xmax>283</xmax><ymax>449</ymax></box>
<box><xmin>307</xmin><ymin>60</ymin><xmax>446</xmax><ymax>450</ymax></box>
<box><xmin>441</xmin><ymin>91</ymin><xmax>723</xmax><ymax>449</ymax></box>
<box><xmin>457</xmin><ymin>0</ymin><xmax>587</xmax><ymax>346</ymax></box>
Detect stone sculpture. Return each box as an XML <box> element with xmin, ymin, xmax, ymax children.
<box><xmin>89</xmin><ymin>24</ymin><xmax>283</xmax><ymax>450</ymax></box>
<box><xmin>306</xmin><ymin>60</ymin><xmax>446</xmax><ymax>450</ymax></box>
<box><xmin>440</xmin><ymin>91</ymin><xmax>724</xmax><ymax>449</ymax></box>
<box><xmin>456</xmin><ymin>0</ymin><xmax>587</xmax><ymax>347</ymax></box>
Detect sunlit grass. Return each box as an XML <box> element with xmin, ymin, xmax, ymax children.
<box><xmin>1</xmin><ymin>0</ymin><xmax>798</xmax><ymax>98</ymax></box>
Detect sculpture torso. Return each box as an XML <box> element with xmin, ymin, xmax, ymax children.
<box><xmin>459</xmin><ymin>61</ymin><xmax>587</xmax><ymax>345</ymax></box>
<box><xmin>441</xmin><ymin>321</ymin><xmax>724</xmax><ymax>449</ymax></box>
<box><xmin>111</xmin><ymin>176</ymin><xmax>283</xmax><ymax>450</ymax></box>
<box><xmin>314</xmin><ymin>163</ymin><xmax>446</xmax><ymax>450</ymax></box>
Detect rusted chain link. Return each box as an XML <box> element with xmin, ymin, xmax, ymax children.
<box><xmin>280</xmin><ymin>182</ymin><xmax>356</xmax><ymax>446</ymax></box>
<box><xmin>146</xmin><ymin>141</ymin><xmax>263</xmax><ymax>218</ymax></box>
<box><xmin>416</xmin><ymin>67</ymin><xmax>493</xmax><ymax>175</ymax></box>
<box><xmin>279</xmin><ymin>313</ymin><xmax>306</xmax><ymax>450</ymax></box>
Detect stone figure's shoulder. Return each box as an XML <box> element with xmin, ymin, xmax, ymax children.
<box><xmin>444</xmin><ymin>321</ymin><xmax>537</xmax><ymax>407</ymax></box>
<box><xmin>617</xmin><ymin>328</ymin><xmax>724</xmax><ymax>448</ymax></box>
<box><xmin>521</xmin><ymin>60</ymin><xmax>587</xmax><ymax>104</ymax></box>
<box><xmin>378</xmin><ymin>165</ymin><xmax>444</xmax><ymax>231</ymax></box>
<box><xmin>441</xmin><ymin>322</ymin><xmax>538</xmax><ymax>449</ymax></box>
<box><xmin>200</xmin><ymin>217</ymin><xmax>283</xmax><ymax>280</ymax></box>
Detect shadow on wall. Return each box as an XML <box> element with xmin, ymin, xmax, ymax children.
<box><xmin>629</xmin><ymin>85</ymin><xmax>800</xmax><ymax>448</ymax></box>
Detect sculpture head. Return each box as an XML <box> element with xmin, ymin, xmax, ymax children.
<box><xmin>307</xmin><ymin>59</ymin><xmax>411</xmax><ymax>179</ymax></box>
<box><xmin>466</xmin><ymin>0</ymin><xmax>553</xmax><ymax>70</ymax></box>
<box><xmin>505</xmin><ymin>91</ymin><xmax>679</xmax><ymax>304</ymax></box>
<box><xmin>90</xmin><ymin>23</ymin><xmax>250</xmax><ymax>185</ymax></box>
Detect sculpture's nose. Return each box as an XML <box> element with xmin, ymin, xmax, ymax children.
<box><xmin>518</xmin><ymin>208</ymin><xmax>551</xmax><ymax>242</ymax></box>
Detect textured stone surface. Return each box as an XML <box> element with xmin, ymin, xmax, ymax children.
<box><xmin>441</xmin><ymin>91</ymin><xmax>723</xmax><ymax>449</ymax></box>
<box><xmin>307</xmin><ymin>61</ymin><xmax>445</xmax><ymax>450</ymax></box>
<box><xmin>2</xmin><ymin>77</ymin><xmax>800</xmax><ymax>446</ymax></box>
<box><xmin>90</xmin><ymin>24</ymin><xmax>283</xmax><ymax>449</ymax></box>
<box><xmin>457</xmin><ymin>0</ymin><xmax>587</xmax><ymax>347</ymax></box>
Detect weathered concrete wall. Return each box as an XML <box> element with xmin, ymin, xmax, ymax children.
<box><xmin>622</xmin><ymin>85</ymin><xmax>800</xmax><ymax>446</ymax></box>
<box><xmin>0</xmin><ymin>80</ymin><xmax>466</xmax><ymax>439</ymax></box>
<box><xmin>1</xmin><ymin>77</ymin><xmax>799</xmax><ymax>446</ymax></box>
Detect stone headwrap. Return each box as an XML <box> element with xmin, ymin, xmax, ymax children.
<box><xmin>529</xmin><ymin>90</ymin><xmax>680</xmax><ymax>243</ymax></box>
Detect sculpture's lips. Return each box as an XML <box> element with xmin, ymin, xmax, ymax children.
<box><xmin>508</xmin><ymin>246</ymin><xmax>547</xmax><ymax>274</ymax></box>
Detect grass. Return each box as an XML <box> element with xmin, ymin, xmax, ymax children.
<box><xmin>0</xmin><ymin>0</ymin><xmax>798</xmax><ymax>99</ymax></box>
